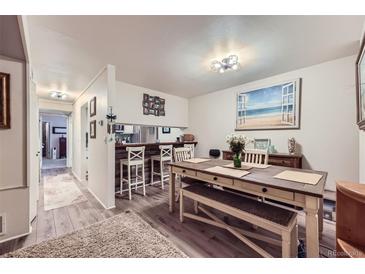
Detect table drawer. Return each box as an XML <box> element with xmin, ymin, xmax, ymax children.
<box><xmin>197</xmin><ymin>172</ymin><xmax>233</xmax><ymax>186</ymax></box>
<box><xmin>234</xmin><ymin>180</ymin><xmax>294</xmax><ymax>201</ymax></box>
<box><xmin>173</xmin><ymin>167</ymin><xmax>196</xmax><ymax>177</ymax></box>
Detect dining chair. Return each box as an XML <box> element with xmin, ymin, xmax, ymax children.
<box><xmin>183</xmin><ymin>143</ymin><xmax>195</xmax><ymax>158</ymax></box>
<box><xmin>173</xmin><ymin>147</ymin><xmax>193</xmax><ymax>202</ymax></box>
<box><xmin>243</xmin><ymin>149</ymin><xmax>269</xmax><ymax>165</ymax></box>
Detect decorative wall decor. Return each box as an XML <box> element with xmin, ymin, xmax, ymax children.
<box><xmin>52</xmin><ymin>127</ymin><xmax>67</xmax><ymax>134</ymax></box>
<box><xmin>90</xmin><ymin>97</ymin><xmax>97</xmax><ymax>117</ymax></box>
<box><xmin>254</xmin><ymin>138</ymin><xmax>271</xmax><ymax>150</ymax></box>
<box><xmin>356</xmin><ymin>35</ymin><xmax>365</xmax><ymax>130</ymax></box>
<box><xmin>162</xmin><ymin>127</ymin><xmax>171</xmax><ymax>134</ymax></box>
<box><xmin>90</xmin><ymin>120</ymin><xmax>96</xmax><ymax>139</ymax></box>
<box><xmin>236</xmin><ymin>78</ymin><xmax>301</xmax><ymax>130</ymax></box>
<box><xmin>0</xmin><ymin>72</ymin><xmax>10</xmax><ymax>129</ymax></box>
<box><xmin>142</xmin><ymin>93</ymin><xmax>165</xmax><ymax>116</ymax></box>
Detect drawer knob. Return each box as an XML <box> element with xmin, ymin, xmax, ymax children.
<box><xmin>262</xmin><ymin>187</ymin><xmax>268</xmax><ymax>193</ymax></box>
<box><xmin>182</xmin><ymin>170</ymin><xmax>186</xmax><ymax>173</ymax></box>
<box><xmin>213</xmin><ymin>177</ymin><xmax>218</xmax><ymax>181</ymax></box>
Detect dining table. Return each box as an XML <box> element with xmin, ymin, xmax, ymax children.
<box><xmin>168</xmin><ymin>158</ymin><xmax>327</xmax><ymax>258</ymax></box>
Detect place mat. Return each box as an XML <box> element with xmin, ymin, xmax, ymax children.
<box><xmin>184</xmin><ymin>158</ymin><xmax>211</xmax><ymax>163</ymax></box>
<box><xmin>223</xmin><ymin>163</ymin><xmax>252</xmax><ymax>170</ymax></box>
<box><xmin>274</xmin><ymin>170</ymin><xmax>323</xmax><ymax>185</ymax></box>
<box><xmin>205</xmin><ymin>166</ymin><xmax>250</xmax><ymax>178</ymax></box>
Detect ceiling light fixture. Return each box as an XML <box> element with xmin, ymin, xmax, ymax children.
<box><xmin>210</xmin><ymin>55</ymin><xmax>240</xmax><ymax>73</ymax></box>
<box><xmin>50</xmin><ymin>91</ymin><xmax>67</xmax><ymax>100</ymax></box>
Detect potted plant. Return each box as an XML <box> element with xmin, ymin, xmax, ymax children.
<box><xmin>226</xmin><ymin>133</ymin><xmax>251</xmax><ymax>168</ymax></box>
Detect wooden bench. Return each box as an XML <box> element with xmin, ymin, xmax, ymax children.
<box><xmin>180</xmin><ymin>184</ymin><xmax>298</xmax><ymax>258</ymax></box>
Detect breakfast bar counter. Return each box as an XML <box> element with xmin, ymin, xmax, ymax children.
<box><xmin>115</xmin><ymin>141</ymin><xmax>197</xmax><ymax>185</ymax></box>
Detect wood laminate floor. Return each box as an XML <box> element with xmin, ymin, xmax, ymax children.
<box><xmin>0</xmin><ymin>168</ymin><xmax>336</xmax><ymax>258</ymax></box>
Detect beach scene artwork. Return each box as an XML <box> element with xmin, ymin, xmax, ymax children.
<box><xmin>236</xmin><ymin>79</ymin><xmax>301</xmax><ymax>130</ymax></box>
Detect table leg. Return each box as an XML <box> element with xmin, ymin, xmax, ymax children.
<box><xmin>169</xmin><ymin>169</ymin><xmax>176</xmax><ymax>213</ymax></box>
<box><xmin>318</xmin><ymin>198</ymin><xmax>323</xmax><ymax>236</ymax></box>
<box><xmin>305</xmin><ymin>196</ymin><xmax>320</xmax><ymax>258</ymax></box>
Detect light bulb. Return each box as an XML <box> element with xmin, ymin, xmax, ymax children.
<box><xmin>229</xmin><ymin>55</ymin><xmax>238</xmax><ymax>63</ymax></box>
<box><xmin>231</xmin><ymin>64</ymin><xmax>239</xmax><ymax>70</ymax></box>
<box><xmin>219</xmin><ymin>67</ymin><xmax>225</xmax><ymax>74</ymax></box>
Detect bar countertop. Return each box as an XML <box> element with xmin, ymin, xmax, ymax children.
<box><xmin>115</xmin><ymin>141</ymin><xmax>197</xmax><ymax>148</ymax></box>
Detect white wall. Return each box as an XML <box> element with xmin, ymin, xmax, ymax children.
<box><xmin>41</xmin><ymin>114</ymin><xmax>67</xmax><ymax>159</ymax></box>
<box><xmin>188</xmin><ymin>56</ymin><xmax>358</xmax><ymax>191</ymax></box>
<box><xmin>114</xmin><ymin>81</ymin><xmax>188</xmax><ymax>128</ymax></box>
<box><xmin>72</xmin><ymin>65</ymin><xmax>115</xmax><ymax>209</ymax></box>
<box><xmin>158</xmin><ymin>127</ymin><xmax>183</xmax><ymax>142</ymax></box>
<box><xmin>39</xmin><ymin>98</ymin><xmax>73</xmax><ymax>113</ymax></box>
<box><xmin>0</xmin><ymin>58</ymin><xmax>30</xmax><ymax>242</ymax></box>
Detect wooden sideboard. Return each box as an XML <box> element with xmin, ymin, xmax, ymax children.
<box><xmin>222</xmin><ymin>150</ymin><xmax>302</xmax><ymax>169</ymax></box>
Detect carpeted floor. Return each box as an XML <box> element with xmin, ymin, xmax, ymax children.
<box><xmin>3</xmin><ymin>211</ymin><xmax>187</xmax><ymax>258</ymax></box>
<box><xmin>43</xmin><ymin>172</ymin><xmax>87</xmax><ymax>211</ymax></box>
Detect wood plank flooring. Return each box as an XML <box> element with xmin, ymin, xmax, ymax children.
<box><xmin>0</xmin><ymin>168</ymin><xmax>336</xmax><ymax>257</ymax></box>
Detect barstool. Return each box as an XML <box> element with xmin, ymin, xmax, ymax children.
<box><xmin>120</xmin><ymin>146</ymin><xmax>146</xmax><ymax>200</ymax></box>
<box><xmin>150</xmin><ymin>145</ymin><xmax>173</xmax><ymax>189</ymax></box>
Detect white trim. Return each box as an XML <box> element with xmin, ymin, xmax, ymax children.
<box><xmin>0</xmin><ymin>225</ymin><xmax>32</xmax><ymax>244</ymax></box>
<box><xmin>87</xmin><ymin>186</ymin><xmax>116</xmax><ymax>210</ymax></box>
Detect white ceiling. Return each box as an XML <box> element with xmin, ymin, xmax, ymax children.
<box><xmin>27</xmin><ymin>15</ymin><xmax>365</xmax><ymax>101</ymax></box>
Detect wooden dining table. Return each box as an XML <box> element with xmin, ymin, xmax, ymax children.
<box><xmin>168</xmin><ymin>158</ymin><xmax>327</xmax><ymax>258</ymax></box>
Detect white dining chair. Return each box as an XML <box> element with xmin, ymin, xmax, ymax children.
<box><xmin>183</xmin><ymin>143</ymin><xmax>195</xmax><ymax>158</ymax></box>
<box><xmin>150</xmin><ymin>145</ymin><xmax>173</xmax><ymax>189</ymax></box>
<box><xmin>173</xmin><ymin>147</ymin><xmax>193</xmax><ymax>202</ymax></box>
<box><xmin>120</xmin><ymin>146</ymin><xmax>146</xmax><ymax>200</ymax></box>
<box><xmin>243</xmin><ymin>149</ymin><xmax>269</xmax><ymax>165</ymax></box>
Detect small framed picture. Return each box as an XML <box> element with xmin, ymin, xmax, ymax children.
<box><xmin>162</xmin><ymin>127</ymin><xmax>171</xmax><ymax>134</ymax></box>
<box><xmin>0</xmin><ymin>72</ymin><xmax>10</xmax><ymax>129</ymax></box>
<box><xmin>90</xmin><ymin>97</ymin><xmax>96</xmax><ymax>117</ymax></box>
<box><xmin>90</xmin><ymin>120</ymin><xmax>96</xmax><ymax>139</ymax></box>
<box><xmin>254</xmin><ymin>138</ymin><xmax>271</xmax><ymax>150</ymax></box>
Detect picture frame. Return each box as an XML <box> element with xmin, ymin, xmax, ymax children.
<box><xmin>254</xmin><ymin>138</ymin><xmax>271</xmax><ymax>150</ymax></box>
<box><xmin>0</xmin><ymin>72</ymin><xmax>10</xmax><ymax>129</ymax></box>
<box><xmin>90</xmin><ymin>120</ymin><xmax>96</xmax><ymax>139</ymax></box>
<box><xmin>356</xmin><ymin>35</ymin><xmax>365</xmax><ymax>130</ymax></box>
<box><xmin>52</xmin><ymin>127</ymin><xmax>67</xmax><ymax>134</ymax></box>
<box><xmin>90</xmin><ymin>97</ymin><xmax>96</xmax><ymax>117</ymax></box>
<box><xmin>162</xmin><ymin>127</ymin><xmax>171</xmax><ymax>134</ymax></box>
<box><xmin>142</xmin><ymin>93</ymin><xmax>166</xmax><ymax>116</ymax></box>
<box><xmin>236</xmin><ymin>78</ymin><xmax>301</xmax><ymax>131</ymax></box>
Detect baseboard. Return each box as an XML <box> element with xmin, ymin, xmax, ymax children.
<box><xmin>87</xmin><ymin>187</ymin><xmax>115</xmax><ymax>210</ymax></box>
<box><xmin>0</xmin><ymin>225</ymin><xmax>32</xmax><ymax>244</ymax></box>
<box><xmin>72</xmin><ymin>170</ymin><xmax>83</xmax><ymax>182</ymax></box>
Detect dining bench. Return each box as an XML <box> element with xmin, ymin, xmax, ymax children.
<box><xmin>179</xmin><ymin>184</ymin><xmax>298</xmax><ymax>258</ymax></box>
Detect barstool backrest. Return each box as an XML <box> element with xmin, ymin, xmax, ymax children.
<box><xmin>159</xmin><ymin>145</ymin><xmax>173</xmax><ymax>162</ymax></box>
<box><xmin>126</xmin><ymin>146</ymin><xmax>145</xmax><ymax>165</ymax></box>
<box><xmin>173</xmin><ymin>147</ymin><xmax>192</xmax><ymax>162</ymax></box>
<box><xmin>183</xmin><ymin>144</ymin><xmax>195</xmax><ymax>158</ymax></box>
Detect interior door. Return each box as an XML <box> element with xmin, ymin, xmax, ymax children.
<box><xmin>28</xmin><ymin>80</ymin><xmax>39</xmax><ymax>222</ymax></box>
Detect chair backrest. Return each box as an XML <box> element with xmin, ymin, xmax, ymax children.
<box><xmin>126</xmin><ymin>146</ymin><xmax>145</xmax><ymax>164</ymax></box>
<box><xmin>184</xmin><ymin>144</ymin><xmax>195</xmax><ymax>158</ymax></box>
<box><xmin>173</xmin><ymin>147</ymin><xmax>192</xmax><ymax>162</ymax></box>
<box><xmin>243</xmin><ymin>149</ymin><xmax>268</xmax><ymax>165</ymax></box>
<box><xmin>159</xmin><ymin>145</ymin><xmax>173</xmax><ymax>162</ymax></box>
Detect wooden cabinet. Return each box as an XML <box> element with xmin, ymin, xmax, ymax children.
<box><xmin>222</xmin><ymin>150</ymin><xmax>302</xmax><ymax>169</ymax></box>
<box><xmin>336</xmin><ymin>181</ymin><xmax>365</xmax><ymax>258</ymax></box>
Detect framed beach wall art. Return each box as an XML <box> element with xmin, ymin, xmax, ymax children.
<box><xmin>356</xmin><ymin>35</ymin><xmax>365</xmax><ymax>130</ymax></box>
<box><xmin>0</xmin><ymin>72</ymin><xmax>10</xmax><ymax>129</ymax></box>
<box><xmin>90</xmin><ymin>96</ymin><xmax>96</xmax><ymax>117</ymax></box>
<box><xmin>236</xmin><ymin>78</ymin><xmax>301</xmax><ymax>130</ymax></box>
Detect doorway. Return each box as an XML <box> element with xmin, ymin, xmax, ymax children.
<box><xmin>40</xmin><ymin>113</ymin><xmax>68</xmax><ymax>170</ymax></box>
